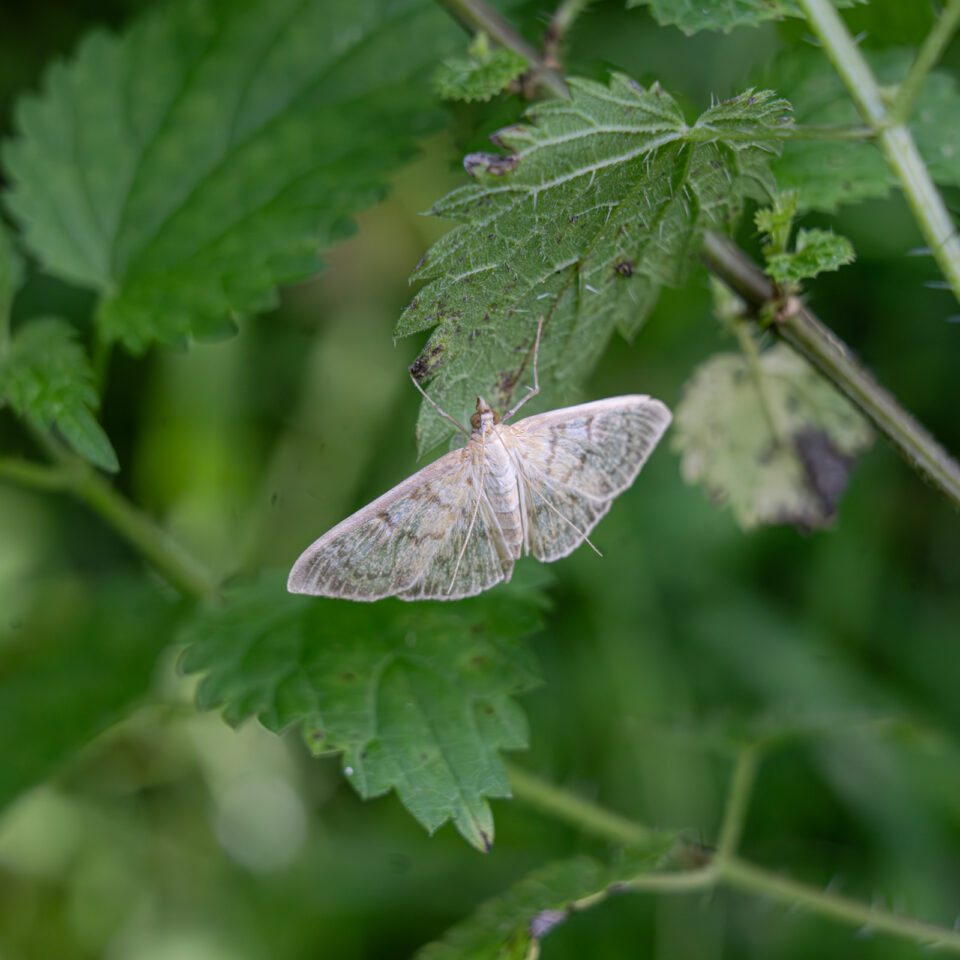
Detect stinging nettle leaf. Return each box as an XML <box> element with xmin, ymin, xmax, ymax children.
<box><xmin>768</xmin><ymin>49</ymin><xmax>960</xmax><ymax>212</ymax></box>
<box><xmin>179</xmin><ymin>571</ymin><xmax>546</xmax><ymax>851</ymax></box>
<box><xmin>398</xmin><ymin>75</ymin><xmax>791</xmax><ymax>454</ymax></box>
<box><xmin>627</xmin><ymin>0</ymin><xmax>853</xmax><ymax>34</ymax></box>
<box><xmin>672</xmin><ymin>343</ymin><xmax>872</xmax><ymax>530</ymax></box>
<box><xmin>1</xmin><ymin>0</ymin><xmax>469</xmax><ymax>352</ymax></box>
<box><xmin>433</xmin><ymin>32</ymin><xmax>528</xmax><ymax>103</ymax></box>
<box><xmin>0</xmin><ymin>317</ymin><xmax>118</xmax><ymax>471</ymax></box>
<box><xmin>764</xmin><ymin>227</ymin><xmax>855</xmax><ymax>284</ymax></box>
<box><xmin>415</xmin><ymin>841</ymin><xmax>676</xmax><ymax>960</ymax></box>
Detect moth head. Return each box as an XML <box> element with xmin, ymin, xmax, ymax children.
<box><xmin>470</xmin><ymin>396</ymin><xmax>499</xmax><ymax>430</ymax></box>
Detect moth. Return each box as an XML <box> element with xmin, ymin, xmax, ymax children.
<box><xmin>288</xmin><ymin>323</ymin><xmax>671</xmax><ymax>601</ymax></box>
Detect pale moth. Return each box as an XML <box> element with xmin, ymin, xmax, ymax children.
<box><xmin>287</xmin><ymin>321</ymin><xmax>672</xmax><ymax>601</ymax></box>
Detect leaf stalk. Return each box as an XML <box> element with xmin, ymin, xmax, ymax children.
<box><xmin>798</xmin><ymin>0</ymin><xmax>960</xmax><ymax>306</ymax></box>
<box><xmin>702</xmin><ymin>232</ymin><xmax>960</xmax><ymax>510</ymax></box>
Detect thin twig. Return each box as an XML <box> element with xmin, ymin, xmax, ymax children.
<box><xmin>506</xmin><ymin>762</ymin><xmax>655</xmax><ymax>847</ymax></box>
<box><xmin>437</xmin><ymin>0</ymin><xmax>569</xmax><ymax>98</ymax></box>
<box><xmin>507</xmin><ymin>759</ymin><xmax>960</xmax><ymax>954</ymax></box>
<box><xmin>544</xmin><ymin>0</ymin><xmax>596</xmax><ymax>70</ymax></box>
<box><xmin>798</xmin><ymin>0</ymin><xmax>960</xmax><ymax>305</ymax></box>
<box><xmin>889</xmin><ymin>0</ymin><xmax>960</xmax><ymax>124</ymax></box>
<box><xmin>0</xmin><ymin>452</ymin><xmax>217</xmax><ymax>600</ymax></box>
<box><xmin>715</xmin><ymin>744</ymin><xmax>760</xmax><ymax>859</ymax></box>
<box><xmin>702</xmin><ymin>232</ymin><xmax>960</xmax><ymax>510</ymax></box>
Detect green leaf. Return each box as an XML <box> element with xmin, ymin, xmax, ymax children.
<box><xmin>398</xmin><ymin>76</ymin><xmax>790</xmax><ymax>454</ymax></box>
<box><xmin>434</xmin><ymin>32</ymin><xmax>528</xmax><ymax>103</ymax></box>
<box><xmin>0</xmin><ymin>317</ymin><xmax>118</xmax><ymax>471</ymax></box>
<box><xmin>672</xmin><ymin>343</ymin><xmax>872</xmax><ymax>529</ymax></box>
<box><xmin>179</xmin><ymin>571</ymin><xmax>546</xmax><ymax>851</ymax></box>
<box><xmin>770</xmin><ymin>49</ymin><xmax>960</xmax><ymax>211</ymax></box>
<box><xmin>0</xmin><ymin>218</ymin><xmax>22</xmax><ymax>327</ymax></box>
<box><xmin>627</xmin><ymin>0</ymin><xmax>853</xmax><ymax>34</ymax></box>
<box><xmin>1</xmin><ymin>0</ymin><xmax>467</xmax><ymax>352</ymax></box>
<box><xmin>415</xmin><ymin>842</ymin><xmax>676</xmax><ymax>959</ymax></box>
<box><xmin>764</xmin><ymin>227</ymin><xmax>855</xmax><ymax>283</ymax></box>
<box><xmin>0</xmin><ymin>579</ymin><xmax>180</xmax><ymax>814</ymax></box>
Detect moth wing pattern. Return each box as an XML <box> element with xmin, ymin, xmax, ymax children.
<box><xmin>503</xmin><ymin>396</ymin><xmax>673</xmax><ymax>562</ymax></box>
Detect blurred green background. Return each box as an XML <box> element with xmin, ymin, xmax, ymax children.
<box><xmin>1</xmin><ymin>1</ymin><xmax>960</xmax><ymax>958</ymax></box>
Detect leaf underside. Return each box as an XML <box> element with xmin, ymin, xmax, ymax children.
<box><xmin>2</xmin><ymin>0</ymin><xmax>466</xmax><ymax>351</ymax></box>
<box><xmin>0</xmin><ymin>318</ymin><xmax>118</xmax><ymax>471</ymax></box>
<box><xmin>398</xmin><ymin>74</ymin><xmax>790</xmax><ymax>455</ymax></box>
<box><xmin>626</xmin><ymin>0</ymin><xmax>853</xmax><ymax>34</ymax></box>
<box><xmin>179</xmin><ymin>571</ymin><xmax>546</xmax><ymax>851</ymax></box>
<box><xmin>672</xmin><ymin>343</ymin><xmax>873</xmax><ymax>530</ymax></box>
<box><xmin>415</xmin><ymin>841</ymin><xmax>676</xmax><ymax>959</ymax></box>
<box><xmin>768</xmin><ymin>48</ymin><xmax>960</xmax><ymax>212</ymax></box>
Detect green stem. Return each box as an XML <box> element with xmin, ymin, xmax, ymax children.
<box><xmin>715</xmin><ymin>745</ymin><xmax>759</xmax><ymax>859</ymax></box>
<box><xmin>437</xmin><ymin>0</ymin><xmax>569</xmax><ymax>98</ymax></box>
<box><xmin>508</xmin><ymin>760</ymin><xmax>960</xmax><ymax>954</ymax></box>
<box><xmin>0</xmin><ymin>453</ymin><xmax>216</xmax><ymax>600</ymax></box>
<box><xmin>506</xmin><ymin>762</ymin><xmax>656</xmax><ymax>847</ymax></box>
<box><xmin>544</xmin><ymin>0</ymin><xmax>597</xmax><ymax>67</ymax></box>
<box><xmin>798</xmin><ymin>0</ymin><xmax>960</xmax><ymax>306</ymax></box>
<box><xmin>787</xmin><ymin>123</ymin><xmax>874</xmax><ymax>141</ymax></box>
<box><xmin>0</xmin><ymin>457</ymin><xmax>72</xmax><ymax>492</ymax></box>
<box><xmin>702</xmin><ymin>231</ymin><xmax>960</xmax><ymax>511</ymax></box>
<box><xmin>717</xmin><ymin>855</ymin><xmax>960</xmax><ymax>953</ymax></box>
<box><xmin>889</xmin><ymin>0</ymin><xmax>960</xmax><ymax>124</ymax></box>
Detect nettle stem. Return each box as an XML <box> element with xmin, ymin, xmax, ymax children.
<box><xmin>799</xmin><ymin>0</ymin><xmax>960</xmax><ymax>306</ymax></box>
<box><xmin>702</xmin><ymin>232</ymin><xmax>960</xmax><ymax>510</ymax></box>
<box><xmin>0</xmin><ymin>451</ymin><xmax>216</xmax><ymax>601</ymax></box>
<box><xmin>508</xmin><ymin>751</ymin><xmax>960</xmax><ymax>955</ymax></box>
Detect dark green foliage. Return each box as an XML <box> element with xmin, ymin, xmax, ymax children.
<box><xmin>0</xmin><ymin>318</ymin><xmax>118</xmax><ymax>470</ymax></box>
<box><xmin>416</xmin><ymin>841</ymin><xmax>677</xmax><ymax>959</ymax></box>
<box><xmin>180</xmin><ymin>572</ymin><xmax>546</xmax><ymax>850</ymax></box>
<box><xmin>769</xmin><ymin>48</ymin><xmax>960</xmax><ymax>211</ymax></box>
<box><xmin>398</xmin><ymin>76</ymin><xmax>790</xmax><ymax>453</ymax></box>
<box><xmin>2</xmin><ymin>0</ymin><xmax>465</xmax><ymax>351</ymax></box>
<box><xmin>0</xmin><ymin>579</ymin><xmax>179</xmax><ymax>812</ymax></box>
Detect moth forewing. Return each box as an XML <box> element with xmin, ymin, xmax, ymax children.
<box><xmin>288</xmin><ymin>394</ymin><xmax>672</xmax><ymax>602</ymax></box>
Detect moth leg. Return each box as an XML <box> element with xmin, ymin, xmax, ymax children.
<box><xmin>409</xmin><ymin>370</ymin><xmax>471</xmax><ymax>436</ymax></box>
<box><xmin>502</xmin><ymin>315</ymin><xmax>543</xmax><ymax>423</ymax></box>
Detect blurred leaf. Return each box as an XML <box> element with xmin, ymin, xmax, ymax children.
<box><xmin>179</xmin><ymin>571</ymin><xmax>546</xmax><ymax>851</ymax></box>
<box><xmin>415</xmin><ymin>842</ymin><xmax>676</xmax><ymax>959</ymax></box>
<box><xmin>672</xmin><ymin>343</ymin><xmax>872</xmax><ymax>529</ymax></box>
<box><xmin>0</xmin><ymin>218</ymin><xmax>22</xmax><ymax>324</ymax></box>
<box><xmin>434</xmin><ymin>32</ymin><xmax>527</xmax><ymax>103</ymax></box>
<box><xmin>627</xmin><ymin>0</ymin><xmax>853</xmax><ymax>34</ymax></box>
<box><xmin>1</xmin><ymin>0</ymin><xmax>466</xmax><ymax>352</ymax></box>
<box><xmin>398</xmin><ymin>76</ymin><xmax>790</xmax><ymax>454</ymax></box>
<box><xmin>0</xmin><ymin>317</ymin><xmax>118</xmax><ymax>471</ymax></box>
<box><xmin>769</xmin><ymin>49</ymin><xmax>960</xmax><ymax>211</ymax></box>
<box><xmin>0</xmin><ymin>579</ymin><xmax>179</xmax><ymax>813</ymax></box>
<box><xmin>765</xmin><ymin>227</ymin><xmax>855</xmax><ymax>283</ymax></box>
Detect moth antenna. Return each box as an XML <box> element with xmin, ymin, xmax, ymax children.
<box><xmin>409</xmin><ymin>370</ymin><xmax>471</xmax><ymax>436</ymax></box>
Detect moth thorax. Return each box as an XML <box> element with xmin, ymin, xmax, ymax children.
<box><xmin>470</xmin><ymin>396</ymin><xmax>500</xmax><ymax>432</ymax></box>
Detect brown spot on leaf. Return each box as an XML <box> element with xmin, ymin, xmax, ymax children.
<box><xmin>614</xmin><ymin>258</ymin><xmax>634</xmax><ymax>277</ymax></box>
<box><xmin>463</xmin><ymin>152</ymin><xmax>519</xmax><ymax>178</ymax></box>
<box><xmin>409</xmin><ymin>343</ymin><xmax>446</xmax><ymax>384</ymax></box>
<box><xmin>794</xmin><ymin>427</ymin><xmax>856</xmax><ymax>524</ymax></box>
